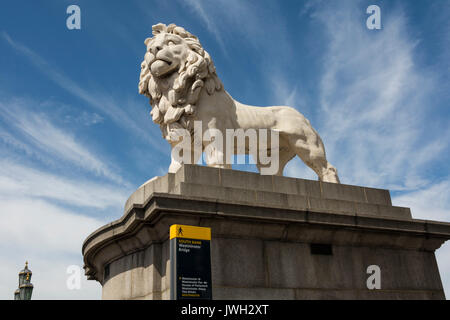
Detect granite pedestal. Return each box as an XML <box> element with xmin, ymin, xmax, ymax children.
<box><xmin>82</xmin><ymin>165</ymin><xmax>450</xmax><ymax>299</ymax></box>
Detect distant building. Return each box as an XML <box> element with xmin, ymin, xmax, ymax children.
<box><xmin>14</xmin><ymin>261</ymin><xmax>33</xmax><ymax>300</ymax></box>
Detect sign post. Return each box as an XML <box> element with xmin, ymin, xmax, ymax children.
<box><xmin>170</xmin><ymin>224</ymin><xmax>212</xmax><ymax>300</ymax></box>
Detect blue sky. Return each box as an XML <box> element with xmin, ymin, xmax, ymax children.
<box><xmin>0</xmin><ymin>0</ymin><xmax>449</xmax><ymax>299</ymax></box>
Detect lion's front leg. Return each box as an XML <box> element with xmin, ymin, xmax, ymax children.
<box><xmin>168</xmin><ymin>138</ymin><xmax>203</xmax><ymax>173</ymax></box>
<box><xmin>168</xmin><ymin>157</ymin><xmax>183</xmax><ymax>173</ymax></box>
<box><xmin>203</xmin><ymin>141</ymin><xmax>231</xmax><ymax>169</ymax></box>
<box><xmin>201</xmin><ymin>122</ymin><xmax>231</xmax><ymax>169</ymax></box>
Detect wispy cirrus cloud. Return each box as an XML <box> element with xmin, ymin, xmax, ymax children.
<box><xmin>181</xmin><ymin>0</ymin><xmax>228</xmax><ymax>55</ymax></box>
<box><xmin>178</xmin><ymin>0</ymin><xmax>278</xmax><ymax>57</ymax></box>
<box><xmin>306</xmin><ymin>1</ymin><xmax>449</xmax><ymax>190</ymax></box>
<box><xmin>303</xmin><ymin>0</ymin><xmax>450</xmax><ymax>297</ymax></box>
<box><xmin>0</xmin><ymin>159</ymin><xmax>129</xmax><ymax>210</ymax></box>
<box><xmin>0</xmin><ymin>31</ymin><xmax>166</xmax><ymax>154</ymax></box>
<box><xmin>64</xmin><ymin>111</ymin><xmax>104</xmax><ymax>126</ymax></box>
<box><xmin>178</xmin><ymin>0</ymin><xmax>296</xmax><ymax>97</ymax></box>
<box><xmin>0</xmin><ymin>99</ymin><xmax>126</xmax><ymax>185</ymax></box>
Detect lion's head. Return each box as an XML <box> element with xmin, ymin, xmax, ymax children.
<box><xmin>138</xmin><ymin>23</ymin><xmax>223</xmax><ymax>141</ymax></box>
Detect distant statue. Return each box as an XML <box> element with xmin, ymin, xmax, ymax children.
<box><xmin>139</xmin><ymin>23</ymin><xmax>340</xmax><ymax>183</ymax></box>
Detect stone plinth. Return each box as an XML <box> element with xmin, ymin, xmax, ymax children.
<box><xmin>82</xmin><ymin>165</ymin><xmax>450</xmax><ymax>299</ymax></box>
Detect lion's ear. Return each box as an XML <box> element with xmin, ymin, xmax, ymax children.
<box><xmin>152</xmin><ymin>23</ymin><xmax>167</xmax><ymax>35</ymax></box>
<box><xmin>167</xmin><ymin>24</ymin><xmax>177</xmax><ymax>33</ymax></box>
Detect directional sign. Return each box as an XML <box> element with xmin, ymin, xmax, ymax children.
<box><xmin>170</xmin><ymin>224</ymin><xmax>212</xmax><ymax>300</ymax></box>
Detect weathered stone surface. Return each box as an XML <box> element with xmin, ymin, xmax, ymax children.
<box><xmin>211</xmin><ymin>238</ymin><xmax>266</xmax><ymax>288</ymax></box>
<box><xmin>124</xmin><ymin>164</ymin><xmax>406</xmax><ymax>219</ymax></box>
<box><xmin>83</xmin><ymin>165</ymin><xmax>450</xmax><ymax>300</ymax></box>
<box><xmin>364</xmin><ymin>187</ymin><xmax>392</xmax><ymax>206</ymax></box>
<box><xmin>321</xmin><ymin>182</ymin><xmax>366</xmax><ymax>203</ymax></box>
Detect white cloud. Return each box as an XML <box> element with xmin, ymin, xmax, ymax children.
<box><xmin>0</xmin><ymin>199</ymin><xmax>104</xmax><ymax>253</ymax></box>
<box><xmin>64</xmin><ymin>111</ymin><xmax>104</xmax><ymax>126</ymax></box>
<box><xmin>0</xmin><ymin>129</ymin><xmax>39</xmax><ymax>159</ymax></box>
<box><xmin>0</xmin><ymin>198</ymin><xmax>104</xmax><ymax>299</ymax></box>
<box><xmin>393</xmin><ymin>180</ymin><xmax>450</xmax><ymax>222</ymax></box>
<box><xmin>0</xmin><ymin>159</ymin><xmax>129</xmax><ymax>210</ymax></box>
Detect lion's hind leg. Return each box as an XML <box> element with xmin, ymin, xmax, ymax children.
<box><xmin>288</xmin><ymin>133</ymin><xmax>340</xmax><ymax>183</ymax></box>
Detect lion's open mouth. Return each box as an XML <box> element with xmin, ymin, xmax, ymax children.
<box><xmin>155</xmin><ymin>58</ymin><xmax>172</xmax><ymax>65</ymax></box>
<box><xmin>150</xmin><ymin>59</ymin><xmax>176</xmax><ymax>77</ymax></box>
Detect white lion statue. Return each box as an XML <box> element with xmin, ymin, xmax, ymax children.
<box><xmin>139</xmin><ymin>23</ymin><xmax>340</xmax><ymax>183</ymax></box>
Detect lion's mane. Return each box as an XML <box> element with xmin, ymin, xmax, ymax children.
<box><xmin>139</xmin><ymin>23</ymin><xmax>223</xmax><ymax>140</ymax></box>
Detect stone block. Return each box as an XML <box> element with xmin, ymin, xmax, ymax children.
<box><xmin>176</xmin><ymin>164</ymin><xmax>221</xmax><ymax>186</ymax></box>
<box><xmin>296</xmin><ymin>179</ymin><xmax>322</xmax><ymax>198</ymax></box>
<box><xmin>211</xmin><ymin>219</ymin><xmax>287</xmax><ymax>240</ymax></box>
<box><xmin>220</xmin><ymin>168</ymin><xmax>273</xmax><ymax>192</ymax></box>
<box><xmin>355</xmin><ymin>202</ymin><xmax>380</xmax><ymax>217</ymax></box>
<box><xmin>255</xmin><ymin>190</ymin><xmax>288</xmax><ymax>207</ymax></box>
<box><xmin>377</xmin><ymin>205</ymin><xmax>411</xmax><ymax>219</ymax></box>
<box><xmin>286</xmin><ymin>194</ymin><xmax>309</xmax><ymax>210</ymax></box>
<box><xmin>179</xmin><ymin>182</ymin><xmax>256</xmax><ymax>204</ymax></box>
<box><xmin>309</xmin><ymin>198</ymin><xmax>356</xmax><ymax>215</ymax></box>
<box><xmin>266</xmin><ymin>242</ymin><xmax>353</xmax><ymax>290</ymax></box>
<box><xmin>211</xmin><ymin>238</ymin><xmax>266</xmax><ymax>288</ymax></box>
<box><xmin>364</xmin><ymin>187</ymin><xmax>392</xmax><ymax>206</ymax></box>
<box><xmin>272</xmin><ymin>175</ymin><xmax>298</xmax><ymax>194</ymax></box>
<box><xmin>321</xmin><ymin>182</ymin><xmax>366</xmax><ymax>203</ymax></box>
